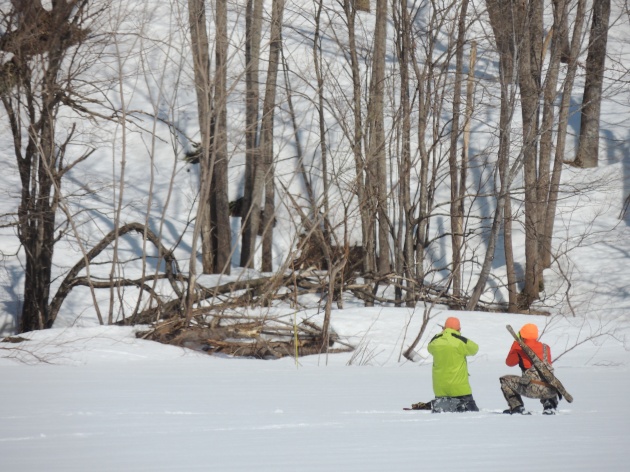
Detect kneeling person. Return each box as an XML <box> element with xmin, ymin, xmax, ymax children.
<box><xmin>427</xmin><ymin>317</ymin><xmax>479</xmax><ymax>413</ymax></box>
<box><xmin>500</xmin><ymin>323</ymin><xmax>559</xmax><ymax>415</ymax></box>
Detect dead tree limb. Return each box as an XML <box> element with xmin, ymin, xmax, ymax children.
<box><xmin>48</xmin><ymin>222</ymin><xmax>182</xmax><ymax>325</ymax></box>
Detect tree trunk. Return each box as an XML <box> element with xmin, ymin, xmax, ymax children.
<box><xmin>261</xmin><ymin>0</ymin><xmax>284</xmax><ymax>272</ymax></box>
<box><xmin>409</xmin><ymin>24</ymin><xmax>432</xmax><ymax>285</ymax></box>
<box><xmin>211</xmin><ymin>0</ymin><xmax>231</xmax><ymax>275</ymax></box>
<box><xmin>575</xmin><ymin>0</ymin><xmax>611</xmax><ymax>168</ymax></box>
<box><xmin>313</xmin><ymin>0</ymin><xmax>331</xmax><ymax>236</ymax></box>
<box><xmin>366</xmin><ymin>0</ymin><xmax>390</xmax><ymax>275</ymax></box>
<box><xmin>448</xmin><ymin>0</ymin><xmax>469</xmax><ymax>300</ymax></box>
<box><xmin>499</xmin><ymin>59</ymin><xmax>519</xmax><ymax>313</ymax></box>
<box><xmin>19</xmin><ymin>149</ymin><xmax>57</xmax><ymax>331</ymax></box>
<box><xmin>245</xmin><ymin>0</ymin><xmax>284</xmax><ymax>271</ymax></box>
<box><xmin>518</xmin><ymin>0</ymin><xmax>544</xmax><ymax>307</ymax></box>
<box><xmin>537</xmin><ymin>0</ymin><xmax>567</xmax><ymax>271</ymax></box>
<box><xmin>467</xmin><ymin>27</ymin><xmax>517</xmax><ymax>311</ymax></box>
<box><xmin>483</xmin><ymin>0</ymin><xmax>527</xmax><ymax>310</ymax></box>
<box><xmin>461</xmin><ymin>40</ymin><xmax>476</xmax><ymax>296</ymax></box>
<box><xmin>393</xmin><ymin>0</ymin><xmax>415</xmax><ymax>306</ymax></box>
<box><xmin>552</xmin><ymin>0</ymin><xmax>571</xmax><ymax>63</ymax></box>
<box><xmin>520</xmin><ymin>72</ymin><xmax>542</xmax><ymax>305</ymax></box>
<box><xmin>187</xmin><ymin>0</ymin><xmax>217</xmax><ymax>275</ymax></box>
<box><xmin>240</xmin><ymin>0</ymin><xmax>263</xmax><ymax>267</ymax></box>
<box><xmin>343</xmin><ymin>0</ymin><xmax>371</xmax><ymax>278</ymax></box>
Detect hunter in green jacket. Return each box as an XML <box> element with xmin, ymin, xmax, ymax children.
<box><xmin>427</xmin><ymin>317</ymin><xmax>479</xmax><ymax>412</ymax></box>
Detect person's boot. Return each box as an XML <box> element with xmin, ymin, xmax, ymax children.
<box><xmin>542</xmin><ymin>397</ymin><xmax>558</xmax><ymax>415</ymax></box>
<box><xmin>503</xmin><ymin>405</ymin><xmax>530</xmax><ymax>415</ymax></box>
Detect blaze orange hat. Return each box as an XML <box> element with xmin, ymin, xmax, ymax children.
<box><xmin>519</xmin><ymin>323</ymin><xmax>538</xmax><ymax>340</ymax></box>
<box><xmin>444</xmin><ymin>317</ymin><xmax>461</xmax><ymax>331</ymax></box>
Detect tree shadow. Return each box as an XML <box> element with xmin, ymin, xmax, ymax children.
<box><xmin>566</xmin><ymin>95</ymin><xmax>582</xmax><ymax>153</ymax></box>
<box><xmin>604</xmin><ymin>128</ymin><xmax>630</xmax><ymax>225</ymax></box>
<box><xmin>0</xmin><ymin>265</ymin><xmax>23</xmax><ymax>335</ymax></box>
<box><xmin>564</xmin><ymin>92</ymin><xmax>630</xmax><ymax>225</ymax></box>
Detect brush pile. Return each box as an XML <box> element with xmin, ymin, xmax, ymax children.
<box><xmin>136</xmin><ymin>313</ymin><xmax>353</xmax><ymax>359</ymax></box>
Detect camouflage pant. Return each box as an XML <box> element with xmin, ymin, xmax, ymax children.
<box><xmin>500</xmin><ymin>368</ymin><xmax>558</xmax><ymax>410</ymax></box>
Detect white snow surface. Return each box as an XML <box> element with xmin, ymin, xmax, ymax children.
<box><xmin>1</xmin><ymin>310</ymin><xmax>629</xmax><ymax>472</ymax></box>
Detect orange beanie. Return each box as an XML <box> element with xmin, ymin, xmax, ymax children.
<box><xmin>444</xmin><ymin>317</ymin><xmax>461</xmax><ymax>331</ymax></box>
<box><xmin>519</xmin><ymin>323</ymin><xmax>539</xmax><ymax>340</ymax></box>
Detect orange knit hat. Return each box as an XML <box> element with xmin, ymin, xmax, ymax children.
<box><xmin>519</xmin><ymin>323</ymin><xmax>539</xmax><ymax>340</ymax></box>
<box><xmin>444</xmin><ymin>317</ymin><xmax>461</xmax><ymax>331</ymax></box>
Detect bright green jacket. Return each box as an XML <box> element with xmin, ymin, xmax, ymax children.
<box><xmin>427</xmin><ymin>328</ymin><xmax>479</xmax><ymax>397</ymax></box>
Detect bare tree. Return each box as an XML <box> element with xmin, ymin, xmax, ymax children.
<box><xmin>537</xmin><ymin>0</ymin><xmax>569</xmax><ymax>271</ymax></box>
<box><xmin>186</xmin><ymin>0</ymin><xmax>231</xmax><ymax>275</ymax></box>
<box><xmin>544</xmin><ymin>0</ymin><xmax>588</xmax><ymax>269</ymax></box>
<box><xmin>313</xmin><ymin>0</ymin><xmax>331</xmax><ymax>238</ymax></box>
<box><xmin>241</xmin><ymin>0</ymin><xmax>285</xmax><ymax>271</ymax></box>
<box><xmin>447</xmin><ymin>0</ymin><xmax>470</xmax><ymax>300</ymax></box>
<box><xmin>342</xmin><ymin>0</ymin><xmax>371</xmax><ymax>276</ymax></box>
<box><xmin>240</xmin><ymin>0</ymin><xmax>263</xmax><ymax>268</ymax></box>
<box><xmin>0</xmin><ymin>1</ymin><xmax>94</xmax><ymax>332</ymax></box>
<box><xmin>392</xmin><ymin>0</ymin><xmax>415</xmax><ymax>305</ymax></box>
<box><xmin>211</xmin><ymin>0</ymin><xmax>232</xmax><ymax>274</ymax></box>
<box><xmin>365</xmin><ymin>0</ymin><xmax>390</xmax><ymax>274</ymax></box>
<box><xmin>519</xmin><ymin>0</ymin><xmax>545</xmax><ymax>307</ymax></box>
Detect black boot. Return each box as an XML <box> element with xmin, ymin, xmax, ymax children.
<box><xmin>503</xmin><ymin>405</ymin><xmax>530</xmax><ymax>415</ymax></box>
<box><xmin>542</xmin><ymin>397</ymin><xmax>558</xmax><ymax>415</ymax></box>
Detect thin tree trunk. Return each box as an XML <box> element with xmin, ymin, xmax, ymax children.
<box><xmin>240</xmin><ymin>0</ymin><xmax>263</xmax><ymax>267</ymax></box>
<box><xmin>366</xmin><ymin>0</ymin><xmax>390</xmax><ymax>274</ymax></box>
<box><xmin>313</xmin><ymin>0</ymin><xmax>330</xmax><ymax>236</ymax></box>
<box><xmin>499</xmin><ymin>41</ymin><xmax>519</xmax><ymax>313</ymax></box>
<box><xmin>448</xmin><ymin>0</ymin><xmax>469</xmax><ymax>300</ymax></box>
<box><xmin>499</xmin><ymin>77</ymin><xmax>519</xmax><ymax>312</ymax></box>
<box><xmin>212</xmin><ymin>0</ymin><xmax>231</xmax><ymax>275</ymax></box>
<box><xmin>410</xmin><ymin>23</ymin><xmax>431</xmax><ymax>284</ymax></box>
<box><xmin>553</xmin><ymin>0</ymin><xmax>571</xmax><ymax>63</ymax></box>
<box><xmin>187</xmin><ymin>0</ymin><xmax>217</xmax><ymax>277</ymax></box>
<box><xmin>249</xmin><ymin>0</ymin><xmax>284</xmax><ymax>271</ymax></box>
<box><xmin>537</xmin><ymin>0</ymin><xmax>567</xmax><ymax>271</ymax></box>
<box><xmin>394</xmin><ymin>0</ymin><xmax>415</xmax><ymax>306</ymax></box>
<box><xmin>519</xmin><ymin>0</ymin><xmax>544</xmax><ymax>306</ymax></box>
<box><xmin>342</xmin><ymin>0</ymin><xmax>371</xmax><ymax>278</ymax></box>
<box><xmin>460</xmin><ymin>40</ymin><xmax>476</xmax><ymax>296</ymax></box>
<box><xmin>483</xmin><ymin>0</ymin><xmax>524</xmax><ymax>311</ymax></box>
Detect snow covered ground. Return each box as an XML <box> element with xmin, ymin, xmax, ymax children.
<box><xmin>1</xmin><ymin>309</ymin><xmax>628</xmax><ymax>471</ymax></box>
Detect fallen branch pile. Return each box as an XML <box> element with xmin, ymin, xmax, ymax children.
<box><xmin>136</xmin><ymin>314</ymin><xmax>354</xmax><ymax>359</ymax></box>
